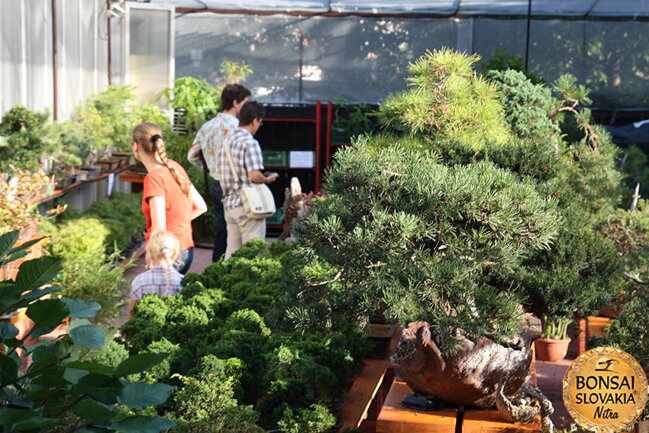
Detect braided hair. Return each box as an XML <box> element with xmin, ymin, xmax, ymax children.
<box><xmin>132</xmin><ymin>122</ymin><xmax>191</xmax><ymax>195</ymax></box>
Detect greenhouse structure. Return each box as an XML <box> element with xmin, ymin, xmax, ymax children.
<box><xmin>2</xmin><ymin>0</ymin><xmax>649</xmax><ymax>120</ymax></box>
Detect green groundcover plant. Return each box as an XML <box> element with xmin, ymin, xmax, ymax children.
<box><xmin>38</xmin><ymin>192</ymin><xmax>145</xmax><ymax>323</ymax></box>
<box><xmin>118</xmin><ymin>240</ymin><xmax>367</xmax><ymax>433</ymax></box>
<box><xmin>0</xmin><ymin>230</ymin><xmax>174</xmax><ymax>432</ymax></box>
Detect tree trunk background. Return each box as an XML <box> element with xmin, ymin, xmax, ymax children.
<box><xmin>392</xmin><ymin>322</ymin><xmax>534</xmax><ymax>408</ymax></box>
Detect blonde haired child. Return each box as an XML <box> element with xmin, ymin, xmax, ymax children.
<box><xmin>128</xmin><ymin>231</ymin><xmax>184</xmax><ymax>318</ymax></box>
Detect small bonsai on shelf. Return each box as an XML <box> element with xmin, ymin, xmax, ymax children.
<box><xmin>0</xmin><ymin>105</ymin><xmax>55</xmax><ymax>172</ymax></box>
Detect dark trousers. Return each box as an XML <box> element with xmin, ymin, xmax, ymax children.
<box><xmin>211</xmin><ymin>179</ymin><xmax>227</xmax><ymax>262</ymax></box>
<box><xmin>175</xmin><ymin>247</ymin><xmax>194</xmax><ymax>275</ymax></box>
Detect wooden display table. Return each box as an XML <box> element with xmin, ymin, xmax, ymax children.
<box><xmin>376</xmin><ymin>381</ymin><xmax>457</xmax><ymax>433</ymax></box>
<box><xmin>462</xmin><ymin>408</ymin><xmax>541</xmax><ymax>433</ymax></box>
<box><xmin>376</xmin><ymin>381</ymin><xmax>541</xmax><ymax>433</ymax></box>
<box><xmin>338</xmin><ymin>327</ymin><xmax>402</xmax><ymax>432</ymax></box>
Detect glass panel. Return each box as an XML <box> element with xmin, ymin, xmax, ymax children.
<box><xmin>129</xmin><ymin>8</ymin><xmax>172</xmax><ymax>106</ymax></box>
<box><xmin>175</xmin><ymin>13</ymin><xmax>302</xmax><ymax>103</ymax></box>
<box><xmin>302</xmin><ymin>16</ymin><xmax>458</xmax><ymax>103</ymax></box>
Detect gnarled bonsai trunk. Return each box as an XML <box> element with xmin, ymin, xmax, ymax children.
<box><xmin>392</xmin><ymin>322</ymin><xmax>533</xmax><ymax>408</ymax></box>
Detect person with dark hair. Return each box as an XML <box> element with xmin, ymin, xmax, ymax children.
<box><xmin>188</xmin><ymin>83</ymin><xmax>251</xmax><ymax>262</ymax></box>
<box><xmin>216</xmin><ymin>101</ymin><xmax>278</xmax><ymax>259</ymax></box>
<box><xmin>134</xmin><ymin>122</ymin><xmax>207</xmax><ymax>274</ymax></box>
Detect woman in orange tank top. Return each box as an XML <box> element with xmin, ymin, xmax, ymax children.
<box><xmin>131</xmin><ymin>122</ymin><xmax>207</xmax><ymax>274</ymax></box>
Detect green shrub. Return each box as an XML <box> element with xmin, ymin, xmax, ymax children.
<box><xmin>607</xmin><ymin>297</ymin><xmax>649</xmax><ymax>370</ymax></box>
<box><xmin>212</xmin><ymin>330</ymin><xmax>270</xmax><ymax>404</ymax></box>
<box><xmin>141</xmin><ymin>338</ymin><xmax>193</xmax><ymax>383</ymax></box>
<box><xmin>133</xmin><ymin>295</ymin><xmax>170</xmax><ymax>327</ymax></box>
<box><xmin>479</xmin><ymin>47</ymin><xmax>545</xmax><ymax>84</ymax></box>
<box><xmin>223</xmin><ymin>309</ymin><xmax>271</xmax><ymax>336</ymax></box>
<box><xmin>84</xmin><ymin>192</ymin><xmax>146</xmax><ymax>253</ymax></box>
<box><xmin>277</xmin><ymin>404</ymin><xmax>337</xmax><ymax>433</ymax></box>
<box><xmin>289</xmin><ymin>141</ymin><xmax>559</xmax><ymax>349</ymax></box>
<box><xmin>486</xmin><ymin>69</ymin><xmax>558</xmax><ymax>142</ymax></box>
<box><xmin>257</xmin><ymin>379</ymin><xmax>312</xmax><ymax>428</ymax></box>
<box><xmin>75</xmin><ymin>85</ymin><xmax>170</xmax><ymax>153</ymax></box>
<box><xmin>377</xmin><ymin>48</ymin><xmax>511</xmax><ymax>150</ymax></box>
<box><xmin>46</xmin><ymin>217</ymin><xmax>128</xmax><ymax>322</ymax></box>
<box><xmin>121</xmin><ymin>318</ymin><xmax>164</xmax><ymax>353</ymax></box>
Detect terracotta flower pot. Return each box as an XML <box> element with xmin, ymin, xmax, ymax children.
<box><xmin>534</xmin><ymin>338</ymin><xmax>571</xmax><ymax>362</ymax></box>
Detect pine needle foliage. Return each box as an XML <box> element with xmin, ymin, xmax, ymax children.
<box><xmin>486</xmin><ymin>70</ymin><xmax>560</xmax><ymax>143</ymax></box>
<box><xmin>377</xmin><ymin>48</ymin><xmax>510</xmax><ymax>150</ymax></box>
<box><xmin>285</xmin><ymin>49</ymin><xmax>630</xmax><ymax>346</ymax></box>
<box><xmin>289</xmin><ymin>139</ymin><xmax>559</xmax><ymax>349</ymax></box>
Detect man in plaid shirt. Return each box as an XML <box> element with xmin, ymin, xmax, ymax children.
<box><xmin>188</xmin><ymin>84</ymin><xmax>251</xmax><ymax>262</ymax></box>
<box><xmin>216</xmin><ymin>101</ymin><xmax>278</xmax><ymax>259</ymax></box>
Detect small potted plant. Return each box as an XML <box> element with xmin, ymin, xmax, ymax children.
<box><xmin>534</xmin><ymin>315</ymin><xmax>573</xmax><ymax>362</ymax></box>
<box><xmin>520</xmin><ymin>219</ymin><xmax>622</xmax><ymax>362</ymax></box>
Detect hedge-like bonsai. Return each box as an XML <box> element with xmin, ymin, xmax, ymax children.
<box><xmin>281</xmin><ymin>49</ymin><xmax>626</xmax><ymax>409</ymax></box>
<box><xmin>0</xmin><ymin>106</ymin><xmax>54</xmax><ymax>172</ymax></box>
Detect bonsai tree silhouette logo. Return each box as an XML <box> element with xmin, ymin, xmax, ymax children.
<box><xmin>595</xmin><ymin>359</ymin><xmax>618</xmax><ymax>372</ymax></box>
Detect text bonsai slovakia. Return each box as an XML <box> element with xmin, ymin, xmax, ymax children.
<box><xmin>575</xmin><ymin>374</ymin><xmax>638</xmax><ymax>419</ymax></box>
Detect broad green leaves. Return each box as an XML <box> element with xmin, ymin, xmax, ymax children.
<box><xmin>62</xmin><ymin>298</ymin><xmax>101</xmax><ymax>318</ymax></box>
<box><xmin>73</xmin><ymin>399</ymin><xmax>117</xmax><ymax>421</ymax></box>
<box><xmin>0</xmin><ymin>230</ymin><xmax>175</xmax><ymax>432</ymax></box>
<box><xmin>117</xmin><ymin>383</ymin><xmax>174</xmax><ymax>409</ymax></box>
<box><xmin>26</xmin><ymin>299</ymin><xmax>69</xmax><ymax>327</ymax></box>
<box><xmin>15</xmin><ymin>256</ymin><xmax>61</xmax><ymax>294</ymax></box>
<box><xmin>0</xmin><ymin>322</ymin><xmax>18</xmax><ymax>339</ymax></box>
<box><xmin>111</xmin><ymin>416</ymin><xmax>175</xmax><ymax>433</ymax></box>
<box><xmin>113</xmin><ymin>353</ymin><xmax>168</xmax><ymax>378</ymax></box>
<box><xmin>69</xmin><ymin>324</ymin><xmax>105</xmax><ymax>349</ymax></box>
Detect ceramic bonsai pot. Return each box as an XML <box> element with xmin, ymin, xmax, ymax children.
<box><xmin>392</xmin><ymin>321</ymin><xmax>534</xmax><ymax>407</ymax></box>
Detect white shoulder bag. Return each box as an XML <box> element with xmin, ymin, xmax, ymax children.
<box><xmin>224</xmin><ymin>140</ymin><xmax>276</xmax><ymax>220</ymax></box>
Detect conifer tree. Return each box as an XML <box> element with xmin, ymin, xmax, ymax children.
<box><xmin>281</xmin><ymin>49</ymin><xmax>626</xmax><ymax>351</ymax></box>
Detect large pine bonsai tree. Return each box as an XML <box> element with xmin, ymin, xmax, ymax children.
<box><xmin>276</xmin><ymin>48</ymin><xmax>627</xmax><ymax>407</ymax></box>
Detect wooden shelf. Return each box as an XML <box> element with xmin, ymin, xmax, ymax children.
<box><xmin>376</xmin><ymin>381</ymin><xmax>457</xmax><ymax>433</ymax></box>
<box><xmin>32</xmin><ymin>166</ymin><xmax>129</xmax><ymax>205</ymax></box>
<box><xmin>118</xmin><ymin>172</ymin><xmax>146</xmax><ymax>184</ymax></box>
<box><xmin>461</xmin><ymin>408</ymin><xmax>541</xmax><ymax>433</ymax></box>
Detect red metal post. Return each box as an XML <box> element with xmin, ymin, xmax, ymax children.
<box><xmin>315</xmin><ymin>100</ymin><xmax>322</xmax><ymax>192</ymax></box>
<box><xmin>326</xmin><ymin>101</ymin><xmax>333</xmax><ymax>168</ymax></box>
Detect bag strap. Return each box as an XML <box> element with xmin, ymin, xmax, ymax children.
<box><xmin>223</xmin><ymin>138</ymin><xmax>240</xmax><ymax>183</ymax></box>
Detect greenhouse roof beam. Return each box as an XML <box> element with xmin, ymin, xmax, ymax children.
<box><xmin>152</xmin><ymin>0</ymin><xmax>649</xmax><ymax>18</ymax></box>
